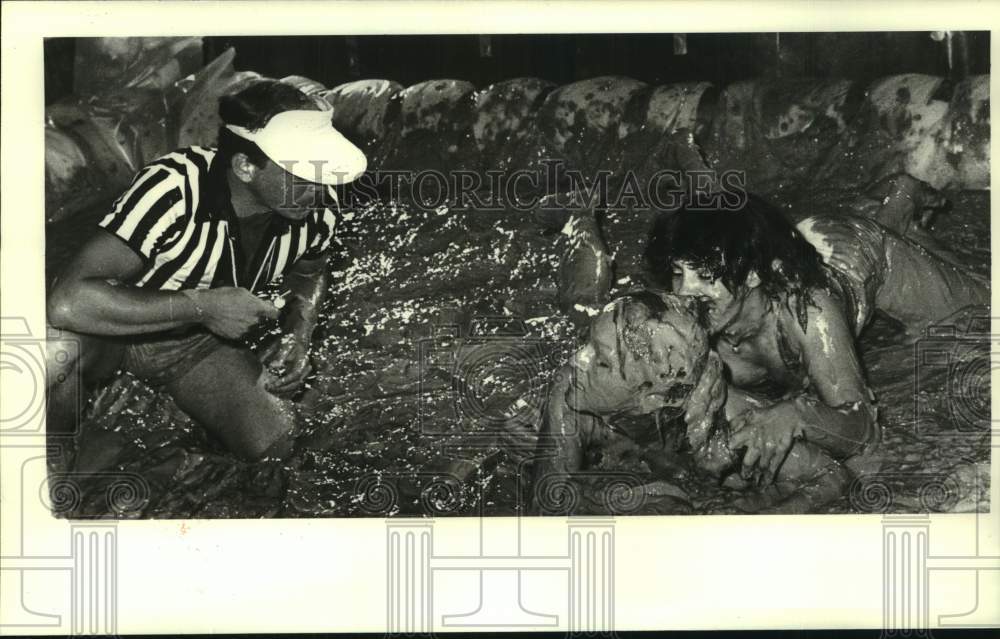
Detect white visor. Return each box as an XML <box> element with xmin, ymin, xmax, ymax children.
<box><xmin>225</xmin><ymin>110</ymin><xmax>367</xmax><ymax>186</ymax></box>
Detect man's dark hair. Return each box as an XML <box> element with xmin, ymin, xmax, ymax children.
<box><xmin>645</xmin><ymin>194</ymin><xmax>829</xmax><ymax>302</ymax></box>
<box><xmin>216</xmin><ymin>80</ymin><xmax>316</xmax><ymax>168</ymax></box>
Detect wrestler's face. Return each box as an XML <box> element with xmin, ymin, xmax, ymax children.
<box><xmin>565</xmin><ymin>299</ymin><xmax>705</xmax><ymax>416</ymax></box>
<box><xmin>248</xmin><ymin>159</ymin><xmax>326</xmax><ymax>221</ymax></box>
<box><xmin>671</xmin><ymin>260</ymin><xmax>738</xmax><ymax>333</ymax></box>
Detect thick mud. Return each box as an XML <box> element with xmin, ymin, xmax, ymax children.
<box><xmin>46</xmin><ymin>190</ymin><xmax>991</xmax><ymax>518</ymax></box>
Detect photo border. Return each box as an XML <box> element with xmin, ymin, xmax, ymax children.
<box><xmin>2</xmin><ymin>1</ymin><xmax>998</xmax><ymax>634</ymax></box>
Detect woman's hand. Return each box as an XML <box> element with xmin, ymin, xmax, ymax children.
<box><xmin>684</xmin><ymin>350</ymin><xmax>727</xmax><ymax>449</ymax></box>
<box><xmin>729</xmin><ymin>402</ymin><xmax>804</xmax><ymax>484</ymax></box>
<box><xmin>259</xmin><ymin>334</ymin><xmax>312</xmax><ymax>398</ymax></box>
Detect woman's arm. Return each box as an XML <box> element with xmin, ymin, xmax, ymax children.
<box><xmin>789</xmin><ymin>290</ymin><xmax>877</xmax><ymax>455</ymax></box>
<box><xmin>729</xmin><ymin>291</ymin><xmax>877</xmax><ymax>480</ymax></box>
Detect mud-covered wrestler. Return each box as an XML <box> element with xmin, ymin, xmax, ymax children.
<box><xmin>646</xmin><ymin>192</ymin><xmax>988</xmax><ymax>491</ymax></box>
<box><xmin>531</xmin><ymin>292</ymin><xmax>852</xmax><ymax>515</ymax></box>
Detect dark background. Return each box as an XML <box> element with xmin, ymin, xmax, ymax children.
<box><xmin>45</xmin><ymin>31</ymin><xmax>989</xmax><ymax>104</ymax></box>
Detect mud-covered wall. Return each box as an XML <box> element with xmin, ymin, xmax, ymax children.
<box><xmin>317</xmin><ymin>72</ymin><xmax>990</xmax><ymax>196</ymax></box>
<box><xmin>200</xmin><ymin>33</ymin><xmax>990</xmax><ymax>92</ymax></box>
<box><xmin>44</xmin><ymin>41</ymin><xmax>990</xmax><ymax>224</ymax></box>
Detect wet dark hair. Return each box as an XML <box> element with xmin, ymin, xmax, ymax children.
<box><xmin>644</xmin><ymin>194</ymin><xmax>829</xmax><ymax>303</ymax></box>
<box><xmin>216</xmin><ymin>80</ymin><xmax>316</xmax><ymax>169</ymax></box>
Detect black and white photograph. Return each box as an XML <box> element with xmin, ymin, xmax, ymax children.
<box><xmin>38</xmin><ymin>28</ymin><xmax>991</xmax><ymax>521</ymax></box>
<box><xmin>3</xmin><ymin>2</ymin><xmax>1000</xmax><ymax>635</ymax></box>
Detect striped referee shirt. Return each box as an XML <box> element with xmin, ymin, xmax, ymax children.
<box><xmin>98</xmin><ymin>146</ymin><xmax>340</xmax><ymax>293</ymax></box>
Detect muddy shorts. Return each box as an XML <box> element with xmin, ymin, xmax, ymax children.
<box><xmin>121</xmin><ymin>329</ymin><xmax>227</xmax><ymax>388</ymax></box>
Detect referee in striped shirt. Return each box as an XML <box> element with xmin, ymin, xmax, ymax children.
<box><xmin>47</xmin><ymin>81</ymin><xmax>367</xmax><ymax>460</ymax></box>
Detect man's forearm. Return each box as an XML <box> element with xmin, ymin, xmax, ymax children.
<box><xmin>281</xmin><ymin>269</ymin><xmax>328</xmax><ymax>344</ymax></box>
<box><xmin>48</xmin><ymin>279</ymin><xmax>200</xmax><ymax>336</ymax></box>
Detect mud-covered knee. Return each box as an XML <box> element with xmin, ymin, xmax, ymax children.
<box><xmin>253</xmin><ymin>435</ymin><xmax>295</xmax><ymax>462</ymax></box>
<box><xmin>248</xmin><ymin>409</ymin><xmax>303</xmax><ymax>462</ymax></box>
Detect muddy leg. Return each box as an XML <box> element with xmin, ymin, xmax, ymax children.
<box><xmin>797</xmin><ymin>214</ymin><xmax>987</xmax><ymax>335</ymax></box>
<box><xmin>866</xmin><ymin>174</ymin><xmax>944</xmax><ymax>233</ymax></box>
<box><xmin>877</xmin><ymin>231</ymin><xmax>989</xmax><ymax>335</ymax></box>
<box><xmin>164</xmin><ymin>342</ymin><xmax>300</xmax><ymax>461</ymax></box>
<box><xmin>557</xmin><ymin>206</ymin><xmax>613</xmax><ymax>327</ymax></box>
<box><xmin>866</xmin><ymin>173</ymin><xmax>965</xmax><ymax>266</ymax></box>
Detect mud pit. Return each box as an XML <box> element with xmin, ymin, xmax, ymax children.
<box><xmin>44</xmin><ymin>62</ymin><xmax>992</xmax><ymax>519</ymax></box>
<box><xmin>46</xmin><ymin>184</ymin><xmax>991</xmax><ymax>518</ymax></box>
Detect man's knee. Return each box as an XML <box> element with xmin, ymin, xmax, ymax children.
<box><xmin>181</xmin><ymin>384</ymin><xmax>301</xmax><ymax>462</ymax></box>
<box><xmin>161</xmin><ymin>342</ymin><xmax>305</xmax><ymax>461</ymax></box>
<box><xmin>255</xmin><ymin>433</ymin><xmax>296</xmax><ymax>462</ymax></box>
<box><xmin>230</xmin><ymin>411</ymin><xmax>299</xmax><ymax>462</ymax></box>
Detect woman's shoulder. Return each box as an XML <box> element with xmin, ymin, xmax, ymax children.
<box><xmin>779</xmin><ymin>287</ymin><xmax>849</xmax><ymax>341</ymax></box>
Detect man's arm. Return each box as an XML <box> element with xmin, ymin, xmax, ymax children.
<box><xmin>48</xmin><ymin>230</ymin><xmax>199</xmax><ymax>334</ymax></box>
<box><xmin>257</xmin><ymin>251</ymin><xmax>330</xmax><ymax>396</ymax></box>
<box><xmin>279</xmin><ymin>251</ymin><xmax>330</xmax><ymax>344</ymax></box>
<box><xmin>48</xmin><ymin>230</ymin><xmax>277</xmax><ymax>338</ymax></box>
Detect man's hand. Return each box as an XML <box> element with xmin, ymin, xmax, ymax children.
<box><xmin>684</xmin><ymin>350</ymin><xmax>726</xmax><ymax>449</ymax></box>
<box><xmin>729</xmin><ymin>402</ymin><xmax>804</xmax><ymax>485</ymax></box>
<box><xmin>184</xmin><ymin>287</ymin><xmax>279</xmax><ymax>339</ymax></box>
<box><xmin>259</xmin><ymin>333</ymin><xmax>313</xmax><ymax>398</ymax></box>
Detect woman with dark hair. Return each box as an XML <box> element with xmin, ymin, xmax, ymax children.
<box><xmin>530</xmin><ymin>289</ymin><xmax>855</xmax><ymax>514</ymax></box>
<box><xmin>46</xmin><ymin>80</ymin><xmax>367</xmax><ymax>460</ymax></box>
<box><xmin>646</xmin><ymin>191</ymin><xmax>989</xmax><ymax>484</ymax></box>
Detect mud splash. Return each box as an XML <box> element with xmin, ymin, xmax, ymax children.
<box><xmin>48</xmin><ymin>186</ymin><xmax>990</xmax><ymax>518</ymax></box>
<box><xmin>44</xmin><ymin>63</ymin><xmax>991</xmax><ymax>517</ymax></box>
